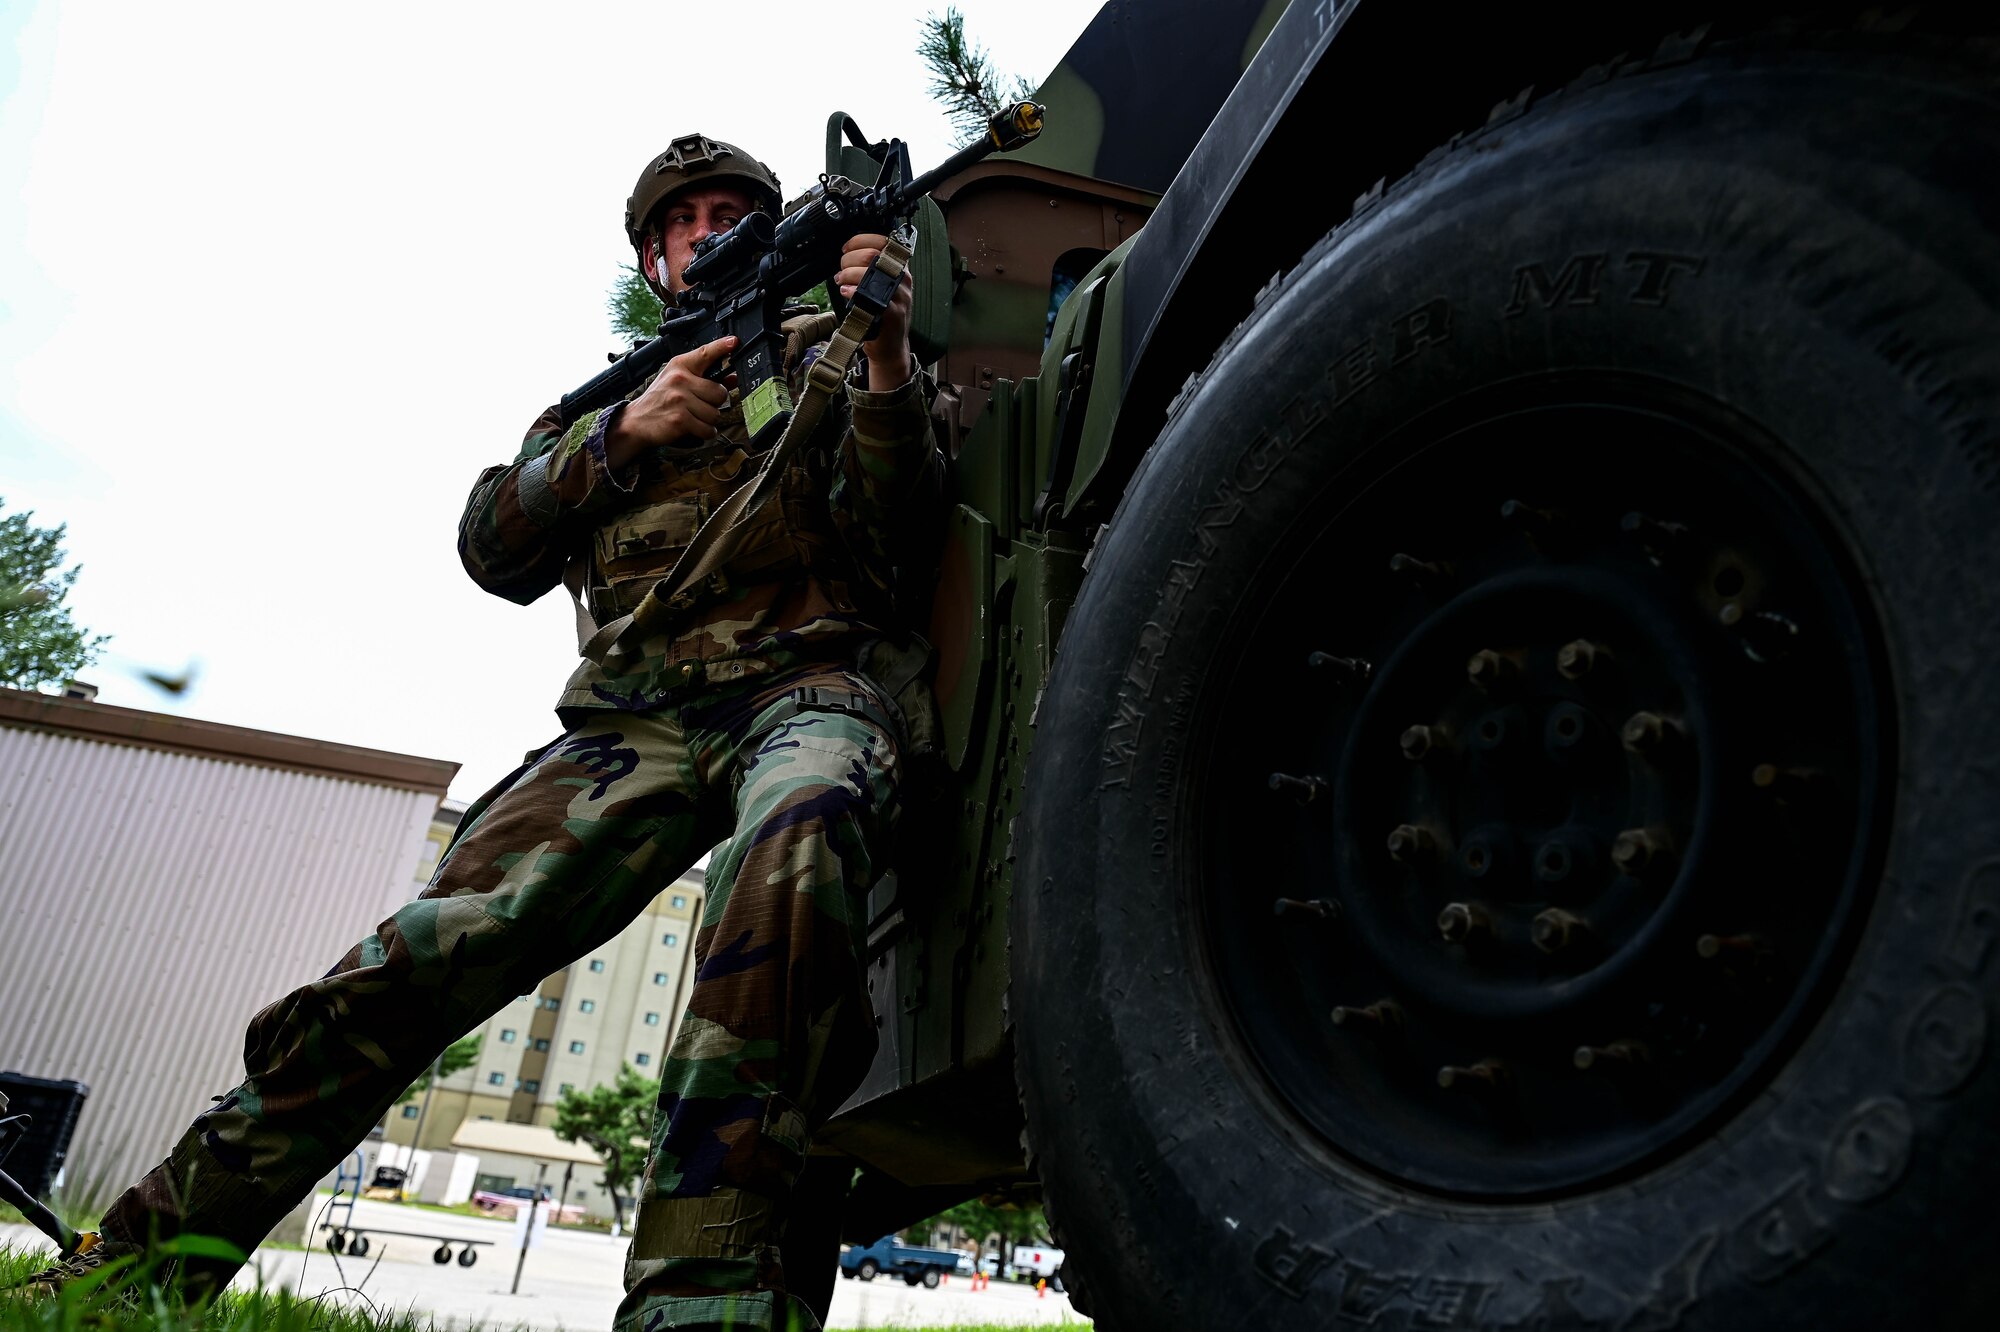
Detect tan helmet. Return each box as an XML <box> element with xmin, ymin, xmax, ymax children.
<box><xmin>623</xmin><ymin>133</ymin><xmax>782</xmax><ymax>255</ymax></box>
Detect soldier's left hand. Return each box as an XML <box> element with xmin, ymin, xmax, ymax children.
<box><xmin>838</xmin><ymin>232</ymin><xmax>914</xmax><ymax>390</ymax></box>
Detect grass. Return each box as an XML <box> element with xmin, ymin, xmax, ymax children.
<box><xmin>2</xmin><ymin>1241</ymin><xmax>1087</xmax><ymax>1331</ymax></box>
<box><xmin>0</xmin><ymin>1243</ymin><xmax>446</xmax><ymax>1332</ymax></box>
<box><xmin>362</xmin><ymin>1198</ymin><xmax>611</xmax><ymax>1234</ymax></box>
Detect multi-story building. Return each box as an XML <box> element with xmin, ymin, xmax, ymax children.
<box><xmin>381</xmin><ymin>798</ymin><xmax>705</xmax><ymax>1211</ymax></box>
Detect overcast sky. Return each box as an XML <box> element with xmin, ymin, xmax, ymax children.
<box><xmin>1</xmin><ymin>0</ymin><xmax>1098</xmax><ymax>803</ymax></box>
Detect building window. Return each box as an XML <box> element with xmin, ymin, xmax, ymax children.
<box><xmin>671</xmin><ymin>895</ymin><xmax>687</xmax><ymax>909</ymax></box>
<box><xmin>533</xmin><ymin>1038</ymin><xmax>550</xmax><ymax>1052</ymax></box>
<box><xmin>522</xmin><ymin>1079</ymin><xmax>540</xmax><ymax>1093</ymax></box>
<box><xmin>541</xmin><ymin>997</ymin><xmax>561</xmax><ymax>1011</ymax></box>
<box><xmin>477</xmin><ymin>1115</ymin><xmax>493</xmax><ymax>1121</ymax></box>
<box><xmin>488</xmin><ymin>1072</ymin><xmax>505</xmax><ymax>1086</ymax></box>
<box><xmin>644</xmin><ymin>1012</ymin><xmax>661</xmax><ymax>1026</ymax></box>
<box><xmin>559</xmin><ymin>1083</ymin><xmax>574</xmax><ymax>1095</ymax></box>
<box><xmin>635</xmin><ymin>1053</ymin><xmax>651</xmax><ymax>1066</ymax></box>
<box><xmin>579</xmin><ymin>999</ymin><xmax>596</xmax><ymax>1014</ymax></box>
<box><xmin>401</xmin><ymin>1105</ymin><xmax>419</xmax><ymax>1119</ymax></box>
<box><xmin>588</xmin><ymin>959</ymin><xmax>606</xmax><ymax>973</ymax></box>
<box><xmin>653</xmin><ymin>972</ymin><xmax>669</xmax><ymax>985</ymax></box>
<box><xmin>662</xmin><ymin>933</ymin><xmax>679</xmax><ymax>948</ymax></box>
<box><xmin>569</xmin><ymin>1040</ymin><xmax>586</xmax><ymax>1054</ymax></box>
<box><xmin>499</xmin><ymin>1029</ymin><xmax>516</xmax><ymax>1043</ymax></box>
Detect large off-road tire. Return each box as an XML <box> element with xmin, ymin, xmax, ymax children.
<box><xmin>1016</xmin><ymin>26</ymin><xmax>1999</xmax><ymax>1332</ymax></box>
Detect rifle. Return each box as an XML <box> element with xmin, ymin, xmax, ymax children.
<box><xmin>558</xmin><ymin>100</ymin><xmax>1045</xmax><ymax>446</ymax></box>
<box><xmin>0</xmin><ymin>1093</ymin><xmax>94</xmax><ymax>1260</ymax></box>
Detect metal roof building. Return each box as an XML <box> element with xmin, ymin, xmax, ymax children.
<box><xmin>0</xmin><ymin>686</ymin><xmax>458</xmax><ymax>1204</ymax></box>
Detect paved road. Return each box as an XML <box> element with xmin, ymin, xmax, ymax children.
<box><xmin>6</xmin><ymin>1197</ymin><xmax>1092</xmax><ymax>1328</ymax></box>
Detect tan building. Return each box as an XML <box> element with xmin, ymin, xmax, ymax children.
<box><xmin>381</xmin><ymin>800</ymin><xmax>705</xmax><ymax>1216</ymax></box>
<box><xmin>0</xmin><ymin>685</ymin><xmax>456</xmax><ymax>1204</ymax></box>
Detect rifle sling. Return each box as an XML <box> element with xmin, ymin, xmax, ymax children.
<box><xmin>580</xmin><ymin>234</ymin><xmax>913</xmax><ymax>671</ymax></box>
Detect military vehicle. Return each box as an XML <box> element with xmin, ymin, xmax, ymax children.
<box><xmin>806</xmin><ymin>2</ymin><xmax>2000</xmax><ymax>1328</ymax></box>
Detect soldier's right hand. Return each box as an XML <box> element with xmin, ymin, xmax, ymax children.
<box><xmin>605</xmin><ymin>336</ymin><xmax>737</xmax><ymax>468</ymax></box>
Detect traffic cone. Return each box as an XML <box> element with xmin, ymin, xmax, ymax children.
<box><xmin>1038</xmin><ymin>1278</ymin><xmax>1048</xmax><ymax>1299</ymax></box>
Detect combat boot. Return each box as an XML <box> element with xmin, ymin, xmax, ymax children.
<box><xmin>11</xmin><ymin>1232</ymin><xmax>144</xmax><ymax>1302</ymax></box>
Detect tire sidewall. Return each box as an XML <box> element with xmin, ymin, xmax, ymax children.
<box><xmin>1019</xmin><ymin>45</ymin><xmax>2000</xmax><ymax>1332</ymax></box>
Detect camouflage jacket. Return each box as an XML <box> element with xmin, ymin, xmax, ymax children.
<box><xmin>459</xmin><ymin>317</ymin><xmax>943</xmax><ymax>715</ymax></box>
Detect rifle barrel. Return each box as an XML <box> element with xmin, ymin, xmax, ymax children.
<box><xmin>893</xmin><ymin>100</ymin><xmax>1046</xmax><ymax>210</ymax></box>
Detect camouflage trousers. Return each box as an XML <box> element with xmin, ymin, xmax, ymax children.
<box><xmin>100</xmin><ymin>664</ymin><xmax>902</xmax><ymax>1332</ymax></box>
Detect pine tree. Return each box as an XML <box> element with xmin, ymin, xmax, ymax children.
<box><xmin>0</xmin><ymin>499</ymin><xmax>108</xmax><ymax>693</ymax></box>
<box><xmin>917</xmin><ymin>8</ymin><xmax>1037</xmax><ymax>145</ymax></box>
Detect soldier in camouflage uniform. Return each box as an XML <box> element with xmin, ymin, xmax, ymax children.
<box><xmin>30</xmin><ymin>135</ymin><xmax>940</xmax><ymax>1332</ymax></box>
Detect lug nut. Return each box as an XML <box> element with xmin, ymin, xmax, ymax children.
<box><xmin>1459</xmin><ymin>840</ymin><xmax>1496</xmax><ymax>878</ymax></box>
<box><xmin>1466</xmin><ymin>649</ymin><xmax>1517</xmax><ymax>691</ymax></box>
<box><xmin>1621</xmin><ymin>711</ymin><xmax>1686</xmax><ymax>758</ymax></box>
<box><xmin>1751</xmin><ymin>763</ymin><xmax>1822</xmax><ymax>803</ymax></box>
<box><xmin>1436</xmin><ymin>1059</ymin><xmax>1508</xmax><ymax>1092</ymax></box>
<box><xmin>1500</xmin><ymin>499</ymin><xmax>1559</xmax><ymax>542</ymax></box>
<box><xmin>1556</xmin><ymin>639</ymin><xmax>1608</xmax><ymax>680</ymax></box>
<box><xmin>1696</xmin><ymin>932</ymin><xmax>1763</xmax><ymax>960</ymax></box>
<box><xmin>1387</xmin><ymin>824</ymin><xmax>1439</xmax><ymax>865</ymax></box>
<box><xmin>1330</xmin><ymin>999</ymin><xmax>1403</xmax><ymax>1031</ymax></box>
<box><xmin>1436</xmin><ymin>901</ymin><xmax>1490</xmax><ymax>944</ymax></box>
<box><xmin>1531</xmin><ymin>908</ymin><xmax>1587</xmax><ymax>955</ymax></box>
<box><xmin>1272</xmin><ymin>897</ymin><xmax>1341</xmax><ymax>921</ymax></box>
<box><xmin>1400</xmin><ymin>725</ymin><xmax>1443</xmax><ymax>761</ymax></box>
<box><xmin>1621</xmin><ymin>511</ymin><xmax>1688</xmax><ymax>559</ymax></box>
<box><xmin>1308</xmin><ymin>652</ymin><xmax>1372</xmax><ymax>686</ymax></box>
<box><xmin>1741</xmin><ymin>611</ymin><xmax>1800</xmax><ymax>664</ymax></box>
<box><xmin>1268</xmin><ymin>772</ymin><xmax>1326</xmax><ymax>803</ymax></box>
<box><xmin>1388</xmin><ymin>552</ymin><xmax>1453</xmax><ymax>587</ymax></box>
<box><xmin>1610</xmin><ymin>827</ymin><xmax>1675</xmax><ymax>878</ymax></box>
<box><xmin>1573</xmin><ymin>1039</ymin><xmax>1651</xmax><ymax>1071</ymax></box>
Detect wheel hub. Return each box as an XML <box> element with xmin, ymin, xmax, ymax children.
<box><xmin>1210</xmin><ymin>392</ymin><xmax>1890</xmax><ymax>1198</ymax></box>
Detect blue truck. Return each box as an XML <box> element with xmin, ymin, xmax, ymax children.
<box><xmin>838</xmin><ymin>1235</ymin><xmax>964</xmax><ymax>1288</ymax></box>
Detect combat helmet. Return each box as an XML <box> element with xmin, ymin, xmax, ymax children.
<box><xmin>624</xmin><ymin>133</ymin><xmax>782</xmax><ymax>256</ymax></box>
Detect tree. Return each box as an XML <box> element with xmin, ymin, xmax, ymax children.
<box><xmin>595</xmin><ymin>6</ymin><xmax>1021</xmax><ymax>350</ymax></box>
<box><xmin>918</xmin><ymin>8</ymin><xmax>1037</xmax><ymax>145</ymax></box>
<box><xmin>921</xmin><ymin>1197</ymin><xmax>1048</xmax><ymax>1253</ymax></box>
<box><xmin>607</xmin><ymin>265</ymin><xmax>829</xmax><ymax>351</ymax></box>
<box><xmin>398</xmin><ymin>1032</ymin><xmax>481</xmax><ymax>1103</ymax></box>
<box><xmin>609</xmin><ymin>263</ymin><xmax>667</xmax><ymax>347</ymax></box>
<box><xmin>553</xmin><ymin>1063</ymin><xmax>654</xmax><ymax>1225</ymax></box>
<box><xmin>1</xmin><ymin>499</ymin><xmax>108</xmax><ymax>692</ymax></box>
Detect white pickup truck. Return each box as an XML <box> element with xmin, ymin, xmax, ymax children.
<box><xmin>1010</xmin><ymin>1243</ymin><xmax>1066</xmax><ymax>1282</ymax></box>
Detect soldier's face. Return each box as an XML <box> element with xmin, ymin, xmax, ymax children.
<box><xmin>651</xmin><ymin>185</ymin><xmax>758</xmax><ymax>293</ymax></box>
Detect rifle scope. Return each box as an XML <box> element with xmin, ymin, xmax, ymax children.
<box><xmin>680</xmin><ymin>209</ymin><xmax>778</xmax><ymax>288</ymax></box>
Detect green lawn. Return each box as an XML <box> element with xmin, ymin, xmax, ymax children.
<box><xmin>389</xmin><ymin>1197</ymin><xmax>611</xmax><ymax>1233</ymax></box>
<box><xmin>2</xmin><ymin>1241</ymin><xmax>1077</xmax><ymax>1332</ymax></box>
<box><xmin>0</xmin><ymin>1243</ymin><xmax>441</xmax><ymax>1332</ymax></box>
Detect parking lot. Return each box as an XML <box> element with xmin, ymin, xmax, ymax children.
<box><xmin>116</xmin><ymin>1193</ymin><xmax>1089</xmax><ymax>1329</ymax></box>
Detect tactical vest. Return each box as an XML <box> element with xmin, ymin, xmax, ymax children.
<box><xmin>574</xmin><ymin>310</ymin><xmax>868</xmax><ymax>637</ymax></box>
